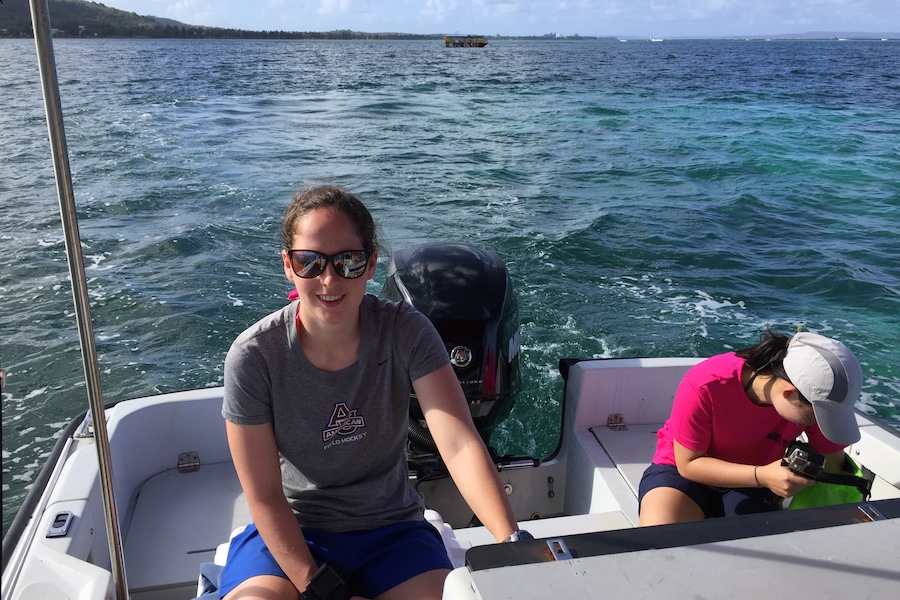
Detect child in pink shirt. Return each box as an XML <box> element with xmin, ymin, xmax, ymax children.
<box><xmin>638</xmin><ymin>330</ymin><xmax>862</xmax><ymax>525</ymax></box>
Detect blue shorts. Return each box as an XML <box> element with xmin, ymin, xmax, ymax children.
<box><xmin>218</xmin><ymin>519</ymin><xmax>452</xmax><ymax>598</ymax></box>
<box><xmin>638</xmin><ymin>463</ymin><xmax>783</xmax><ymax>518</ymax></box>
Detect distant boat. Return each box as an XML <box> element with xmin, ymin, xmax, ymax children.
<box><xmin>444</xmin><ymin>34</ymin><xmax>488</xmax><ymax>47</ymax></box>
<box><xmin>650</xmin><ymin>37</ymin><xmax>664</xmax><ymax>42</ymax></box>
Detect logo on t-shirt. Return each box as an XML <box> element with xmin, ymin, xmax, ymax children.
<box><xmin>322</xmin><ymin>402</ymin><xmax>366</xmax><ymax>443</ymax></box>
<box><xmin>766</xmin><ymin>431</ymin><xmax>793</xmax><ymax>450</ymax></box>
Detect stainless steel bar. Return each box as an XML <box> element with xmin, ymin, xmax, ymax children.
<box><xmin>28</xmin><ymin>1</ymin><xmax>130</xmax><ymax>598</ymax></box>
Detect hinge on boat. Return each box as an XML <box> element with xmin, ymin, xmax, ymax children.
<box><xmin>545</xmin><ymin>537</ymin><xmax>574</xmax><ymax>561</ymax></box>
<box><xmin>178</xmin><ymin>451</ymin><xmax>201</xmax><ymax>473</ymax></box>
<box><xmin>607</xmin><ymin>413</ymin><xmax>627</xmax><ymax>431</ymax></box>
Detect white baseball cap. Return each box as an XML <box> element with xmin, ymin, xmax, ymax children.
<box><xmin>783</xmin><ymin>332</ymin><xmax>863</xmax><ymax>446</ymax></box>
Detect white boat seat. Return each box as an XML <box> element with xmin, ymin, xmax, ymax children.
<box><xmin>125</xmin><ymin>461</ymin><xmax>250</xmax><ymax>592</ymax></box>
<box><xmin>588</xmin><ymin>423</ymin><xmax>664</xmax><ymax>496</ymax></box>
<box><xmin>214</xmin><ymin>525</ymin><xmax>247</xmax><ymax>565</ymax></box>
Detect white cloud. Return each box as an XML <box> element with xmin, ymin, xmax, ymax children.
<box><xmin>420</xmin><ymin>0</ymin><xmax>457</xmax><ymax>23</ymax></box>
<box><xmin>317</xmin><ymin>0</ymin><xmax>353</xmax><ymax>15</ymax></box>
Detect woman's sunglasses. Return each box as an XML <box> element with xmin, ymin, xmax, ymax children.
<box><xmin>287</xmin><ymin>249</ymin><xmax>371</xmax><ymax>279</ymax></box>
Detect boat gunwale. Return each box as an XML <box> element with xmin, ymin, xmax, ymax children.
<box><xmin>464</xmin><ymin>497</ymin><xmax>900</xmax><ymax>571</ymax></box>
<box><xmin>1</xmin><ymin>409</ymin><xmax>86</xmax><ymax>576</ymax></box>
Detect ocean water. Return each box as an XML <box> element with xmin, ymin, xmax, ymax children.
<box><xmin>2</xmin><ymin>38</ymin><xmax>899</xmax><ymax>535</ymax></box>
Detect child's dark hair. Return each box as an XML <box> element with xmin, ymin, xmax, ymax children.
<box><xmin>280</xmin><ymin>185</ymin><xmax>378</xmax><ymax>253</ymax></box>
<box><xmin>734</xmin><ymin>329</ymin><xmax>792</xmax><ymax>381</ymax></box>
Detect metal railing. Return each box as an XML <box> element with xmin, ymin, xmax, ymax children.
<box><xmin>28</xmin><ymin>1</ymin><xmax>129</xmax><ymax>597</ymax></box>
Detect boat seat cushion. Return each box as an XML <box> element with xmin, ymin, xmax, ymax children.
<box><xmin>194</xmin><ymin>526</ymin><xmax>245</xmax><ymax>599</ymax></box>
<box><xmin>193</xmin><ymin>562</ymin><xmax>224</xmax><ymax>599</ymax></box>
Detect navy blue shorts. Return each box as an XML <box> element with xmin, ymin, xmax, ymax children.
<box><xmin>638</xmin><ymin>463</ymin><xmax>782</xmax><ymax>518</ymax></box>
<box><xmin>218</xmin><ymin>519</ymin><xmax>452</xmax><ymax>598</ymax></box>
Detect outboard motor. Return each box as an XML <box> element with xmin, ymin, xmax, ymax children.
<box><xmin>380</xmin><ymin>242</ymin><xmax>521</xmax><ymax>473</ymax></box>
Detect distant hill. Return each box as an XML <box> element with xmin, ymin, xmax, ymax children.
<box><xmin>0</xmin><ymin>0</ymin><xmax>442</xmax><ymax>39</ymax></box>
<box><xmin>0</xmin><ymin>0</ymin><xmax>197</xmax><ymax>36</ymax></box>
<box><xmin>0</xmin><ymin>2</ymin><xmax>592</xmax><ymax>40</ymax></box>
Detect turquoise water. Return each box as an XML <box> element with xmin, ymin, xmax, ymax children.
<box><xmin>2</xmin><ymin>38</ymin><xmax>899</xmax><ymax>534</ymax></box>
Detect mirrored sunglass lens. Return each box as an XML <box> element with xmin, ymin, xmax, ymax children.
<box><xmin>292</xmin><ymin>251</ymin><xmax>326</xmax><ymax>278</ymax></box>
<box><xmin>336</xmin><ymin>251</ymin><xmax>368</xmax><ymax>278</ymax></box>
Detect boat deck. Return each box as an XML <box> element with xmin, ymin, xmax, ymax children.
<box><xmin>124</xmin><ymin>461</ymin><xmax>250</xmax><ymax>596</ymax></box>
<box><xmin>589</xmin><ymin>423</ymin><xmax>661</xmax><ymax>496</ymax></box>
<box><xmin>119</xmin><ymin>399</ymin><xmax>663</xmax><ymax>596</ymax></box>
<box><xmin>100</xmin><ymin>373</ymin><xmax>900</xmax><ymax>598</ymax></box>
<box><xmin>9</xmin><ymin>359</ymin><xmax>900</xmax><ymax>600</ymax></box>
<box><xmin>121</xmin><ymin>441</ymin><xmax>639</xmax><ymax>595</ymax></box>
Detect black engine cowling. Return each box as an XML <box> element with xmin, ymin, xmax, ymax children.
<box><xmin>380</xmin><ymin>242</ymin><xmax>521</xmax><ymax>460</ymax></box>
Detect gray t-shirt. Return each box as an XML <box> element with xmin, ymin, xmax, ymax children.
<box><xmin>223</xmin><ymin>294</ymin><xmax>449</xmax><ymax>532</ymax></box>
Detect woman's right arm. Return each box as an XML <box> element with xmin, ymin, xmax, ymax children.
<box><xmin>226</xmin><ymin>420</ymin><xmax>319</xmax><ymax>592</ymax></box>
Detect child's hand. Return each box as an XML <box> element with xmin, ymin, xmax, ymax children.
<box><xmin>758</xmin><ymin>458</ymin><xmax>816</xmax><ymax>497</ymax></box>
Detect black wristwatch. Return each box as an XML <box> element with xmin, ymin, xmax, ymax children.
<box><xmin>502</xmin><ymin>529</ymin><xmax>534</xmax><ymax>543</ymax></box>
<box><xmin>299</xmin><ymin>562</ymin><xmax>352</xmax><ymax>600</ymax></box>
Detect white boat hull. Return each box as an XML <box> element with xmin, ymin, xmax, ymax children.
<box><xmin>3</xmin><ymin>358</ymin><xmax>899</xmax><ymax>599</ymax></box>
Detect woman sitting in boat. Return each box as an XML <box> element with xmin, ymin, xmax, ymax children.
<box><xmin>638</xmin><ymin>330</ymin><xmax>863</xmax><ymax>526</ymax></box>
<box><xmin>219</xmin><ymin>185</ymin><xmax>523</xmax><ymax>600</ymax></box>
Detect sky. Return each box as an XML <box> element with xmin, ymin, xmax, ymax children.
<box><xmin>100</xmin><ymin>1</ymin><xmax>899</xmax><ymax>38</ymax></box>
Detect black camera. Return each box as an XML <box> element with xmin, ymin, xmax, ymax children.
<box><xmin>782</xmin><ymin>446</ymin><xmax>826</xmax><ymax>479</ymax></box>
<box><xmin>299</xmin><ymin>563</ymin><xmax>351</xmax><ymax>600</ymax></box>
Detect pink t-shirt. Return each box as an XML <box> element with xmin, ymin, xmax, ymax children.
<box><xmin>652</xmin><ymin>352</ymin><xmax>843</xmax><ymax>467</ymax></box>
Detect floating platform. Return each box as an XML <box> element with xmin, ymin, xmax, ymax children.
<box><xmin>444</xmin><ymin>35</ymin><xmax>488</xmax><ymax>47</ymax></box>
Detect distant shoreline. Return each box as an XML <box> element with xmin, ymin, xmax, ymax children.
<box><xmin>2</xmin><ymin>36</ymin><xmax>897</xmax><ymax>42</ymax></box>
<box><xmin>1</xmin><ymin>2</ymin><xmax>897</xmax><ymax>41</ymax></box>
<box><xmin>1</xmin><ymin>1</ymin><xmax>897</xmax><ymax>40</ymax></box>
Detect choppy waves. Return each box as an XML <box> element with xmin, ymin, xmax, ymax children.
<box><xmin>2</xmin><ymin>38</ymin><xmax>898</xmax><ymax>532</ymax></box>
